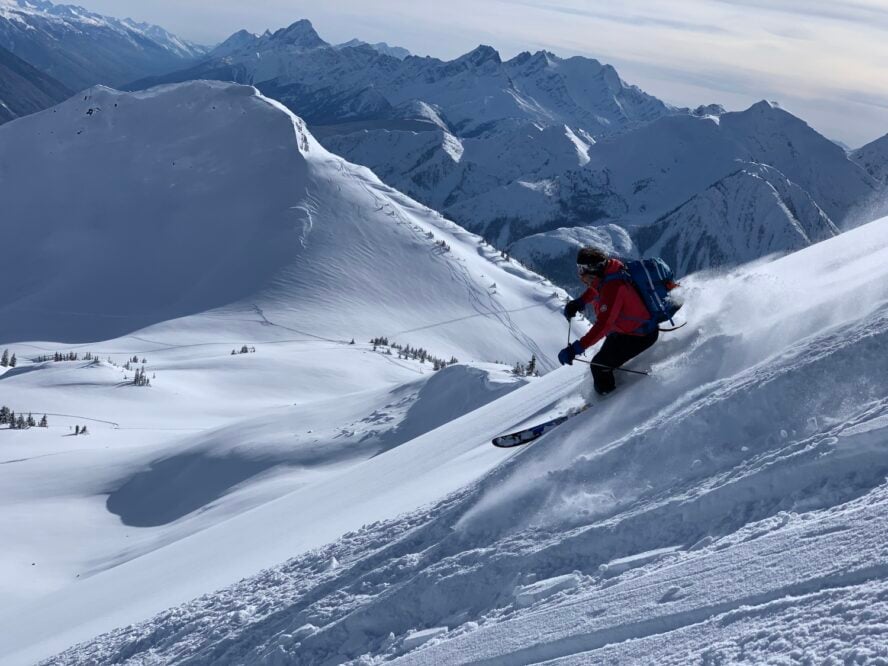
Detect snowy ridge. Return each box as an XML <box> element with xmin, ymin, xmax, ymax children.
<box><xmin>637</xmin><ymin>162</ymin><xmax>839</xmax><ymax>276</ymax></box>
<box><xmin>852</xmin><ymin>133</ymin><xmax>888</xmax><ymax>184</ymax></box>
<box><xmin>34</xmin><ymin>214</ymin><xmax>888</xmax><ymax>665</ymax></box>
<box><xmin>335</xmin><ymin>38</ymin><xmax>411</xmax><ymax>60</ymax></box>
<box><xmin>0</xmin><ymin>80</ymin><xmax>572</xmax><ymax>365</ymax></box>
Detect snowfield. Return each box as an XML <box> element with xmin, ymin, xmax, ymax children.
<box><xmin>1</xmin><ymin>80</ymin><xmax>888</xmax><ymax>665</ymax></box>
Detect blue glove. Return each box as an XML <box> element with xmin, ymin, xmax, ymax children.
<box><xmin>563</xmin><ymin>298</ymin><xmax>585</xmax><ymax>321</ymax></box>
<box><xmin>558</xmin><ymin>340</ymin><xmax>585</xmax><ymax>366</ymax></box>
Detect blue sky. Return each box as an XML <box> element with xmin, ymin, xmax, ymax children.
<box><xmin>76</xmin><ymin>0</ymin><xmax>887</xmax><ymax>147</ymax></box>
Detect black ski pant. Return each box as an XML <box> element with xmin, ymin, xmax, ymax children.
<box><xmin>591</xmin><ymin>329</ymin><xmax>659</xmax><ymax>395</ymax></box>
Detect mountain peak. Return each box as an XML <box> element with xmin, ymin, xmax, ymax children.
<box><xmin>211</xmin><ymin>29</ymin><xmax>260</xmax><ymax>57</ymax></box>
<box><xmin>749</xmin><ymin>99</ymin><xmax>783</xmax><ymax>113</ymax></box>
<box><xmin>335</xmin><ymin>38</ymin><xmax>411</xmax><ymax>59</ymax></box>
<box><xmin>271</xmin><ymin>19</ymin><xmax>328</xmax><ymax>50</ymax></box>
<box><xmin>458</xmin><ymin>45</ymin><xmax>502</xmax><ymax>67</ymax></box>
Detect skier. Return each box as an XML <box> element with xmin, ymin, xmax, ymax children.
<box><xmin>558</xmin><ymin>247</ymin><xmax>660</xmax><ymax>395</ymax></box>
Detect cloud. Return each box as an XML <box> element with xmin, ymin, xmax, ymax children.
<box><xmin>511</xmin><ymin>0</ymin><xmax>732</xmax><ymax>35</ymax></box>
<box><xmin>712</xmin><ymin>0</ymin><xmax>888</xmax><ymax>29</ymax></box>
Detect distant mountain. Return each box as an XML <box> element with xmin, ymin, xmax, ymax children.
<box><xmin>124</xmin><ymin>18</ymin><xmax>878</xmax><ymax>278</ymax></box>
<box><xmin>852</xmin><ymin>134</ymin><xmax>888</xmax><ymax>184</ymax></box>
<box><xmin>0</xmin><ymin>0</ymin><xmax>208</xmax><ymax>91</ymax></box>
<box><xmin>336</xmin><ymin>38</ymin><xmax>410</xmax><ymax>60</ymax></box>
<box><xmin>130</xmin><ymin>20</ymin><xmax>675</xmax><ymax>135</ymax></box>
<box><xmin>448</xmin><ymin>104</ymin><xmax>876</xmax><ymax>278</ymax></box>
<box><xmin>0</xmin><ymin>42</ymin><xmax>70</xmax><ymax>123</ymax></box>
<box><xmin>636</xmin><ymin>163</ymin><xmax>839</xmax><ymax>276</ymax></box>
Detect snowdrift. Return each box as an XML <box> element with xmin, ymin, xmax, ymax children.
<box><xmin>34</xmin><ymin>214</ymin><xmax>888</xmax><ymax>664</ymax></box>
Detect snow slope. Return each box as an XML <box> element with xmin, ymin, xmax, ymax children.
<box><xmin>35</xmin><ymin>214</ymin><xmax>888</xmax><ymax>665</ymax></box>
<box><xmin>0</xmin><ymin>80</ymin><xmax>586</xmax><ymax>663</ymax></box>
<box><xmin>0</xmin><ymin>80</ymin><xmax>570</xmax><ymax>368</ymax></box>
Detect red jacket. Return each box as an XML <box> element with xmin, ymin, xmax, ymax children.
<box><xmin>578</xmin><ymin>259</ymin><xmax>652</xmax><ymax>349</ymax></box>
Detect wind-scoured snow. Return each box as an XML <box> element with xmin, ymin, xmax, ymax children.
<box><xmin>19</xmin><ymin>213</ymin><xmax>888</xmax><ymax>665</ymax></box>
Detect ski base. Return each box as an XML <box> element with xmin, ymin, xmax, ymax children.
<box><xmin>492</xmin><ymin>405</ymin><xmax>590</xmax><ymax>448</ymax></box>
<box><xmin>492</xmin><ymin>416</ymin><xmax>568</xmax><ymax>448</ymax></box>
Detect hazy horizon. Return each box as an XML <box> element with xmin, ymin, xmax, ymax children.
<box><xmin>68</xmin><ymin>0</ymin><xmax>888</xmax><ymax>147</ymax></box>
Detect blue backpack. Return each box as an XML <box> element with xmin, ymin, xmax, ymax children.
<box><xmin>602</xmin><ymin>257</ymin><xmax>682</xmax><ymax>334</ymax></box>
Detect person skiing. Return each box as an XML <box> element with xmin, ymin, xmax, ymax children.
<box><xmin>558</xmin><ymin>247</ymin><xmax>660</xmax><ymax>395</ymax></box>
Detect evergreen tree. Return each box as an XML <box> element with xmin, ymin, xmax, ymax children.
<box><xmin>9</xmin><ymin>353</ymin><xmax>16</xmax><ymax>368</ymax></box>
<box><xmin>75</xmin><ymin>425</ymin><xmax>80</xmax><ymax>435</ymax></box>
<box><xmin>0</xmin><ymin>406</ymin><xmax>9</xmax><ymax>424</ymax></box>
<box><xmin>39</xmin><ymin>414</ymin><xmax>48</xmax><ymax>428</ymax></box>
<box><xmin>8</xmin><ymin>411</ymin><xmax>15</xmax><ymax>428</ymax></box>
<box><xmin>1</xmin><ymin>349</ymin><xmax>8</xmax><ymax>367</ymax></box>
<box><xmin>527</xmin><ymin>354</ymin><xmax>537</xmax><ymax>376</ymax></box>
<box><xmin>81</xmin><ymin>425</ymin><xmax>88</xmax><ymax>435</ymax></box>
<box><xmin>15</xmin><ymin>414</ymin><xmax>25</xmax><ymax>429</ymax></box>
<box><xmin>26</xmin><ymin>413</ymin><xmax>36</xmax><ymax>428</ymax></box>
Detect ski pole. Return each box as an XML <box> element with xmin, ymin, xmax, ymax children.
<box><xmin>574</xmin><ymin>359</ymin><xmax>650</xmax><ymax>376</ymax></box>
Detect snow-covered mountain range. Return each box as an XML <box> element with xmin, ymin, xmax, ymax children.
<box><xmin>132</xmin><ymin>19</ymin><xmax>670</xmax><ymax>136</ymax></box>
<box><xmin>2</xmin><ymin>49</ymin><xmax>888</xmax><ymax>665</ymax></box>
<box><xmin>0</xmin><ymin>0</ymin><xmax>207</xmax><ymax>91</ymax></box>
<box><xmin>0</xmin><ymin>42</ymin><xmax>69</xmax><ymax>123</ymax></box>
<box><xmin>124</xmin><ymin>18</ymin><xmax>888</xmax><ymax>283</ymax></box>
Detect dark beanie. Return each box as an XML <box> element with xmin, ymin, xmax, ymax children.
<box><xmin>576</xmin><ymin>247</ymin><xmax>608</xmax><ymax>267</ymax></box>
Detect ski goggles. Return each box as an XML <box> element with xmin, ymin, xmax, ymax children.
<box><xmin>577</xmin><ymin>261</ymin><xmax>606</xmax><ymax>275</ymax></box>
